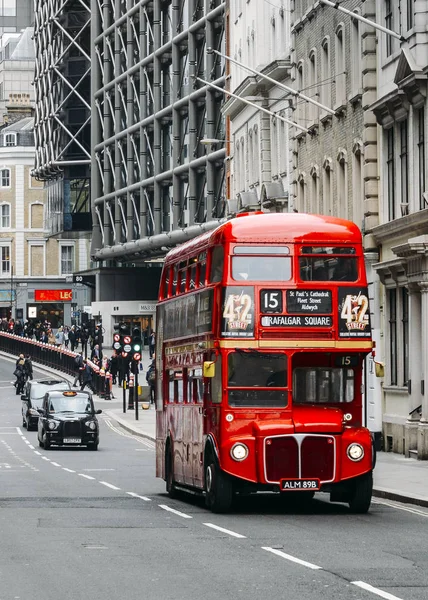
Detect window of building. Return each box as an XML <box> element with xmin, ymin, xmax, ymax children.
<box><xmin>30</xmin><ymin>245</ymin><xmax>44</xmax><ymax>277</ymax></box>
<box><xmin>388</xmin><ymin>288</ymin><xmax>397</xmax><ymax>386</ymax></box>
<box><xmin>4</xmin><ymin>133</ymin><xmax>16</xmax><ymax>147</ymax></box>
<box><xmin>0</xmin><ymin>245</ymin><xmax>10</xmax><ymax>275</ymax></box>
<box><xmin>1</xmin><ymin>168</ymin><xmax>10</xmax><ymax>187</ymax></box>
<box><xmin>334</xmin><ymin>25</ymin><xmax>346</xmax><ymax>108</ymax></box>
<box><xmin>323</xmin><ymin>160</ymin><xmax>333</xmax><ymax>215</ymax></box>
<box><xmin>337</xmin><ymin>151</ymin><xmax>348</xmax><ymax>219</ymax></box>
<box><xmin>310</xmin><ymin>166</ymin><xmax>319</xmax><ymax>213</ymax></box>
<box><xmin>0</xmin><ymin>204</ymin><xmax>10</xmax><ymax>228</ymax></box>
<box><xmin>321</xmin><ymin>37</ymin><xmax>331</xmax><ymax>112</ymax></box>
<box><xmin>385</xmin><ymin>0</ymin><xmax>394</xmax><ymax>57</ymax></box>
<box><xmin>352</xmin><ymin>142</ymin><xmax>363</xmax><ymax>228</ymax></box>
<box><xmin>399</xmin><ymin>120</ymin><xmax>408</xmax><ymax>214</ymax></box>
<box><xmin>402</xmin><ymin>287</ymin><xmax>409</xmax><ymax>386</ymax></box>
<box><xmin>30</xmin><ymin>203</ymin><xmax>44</xmax><ymax>229</ymax></box>
<box><xmin>0</xmin><ymin>0</ymin><xmax>16</xmax><ymax>17</ymax></box>
<box><xmin>60</xmin><ymin>245</ymin><xmax>74</xmax><ymax>275</ymax></box>
<box><xmin>297</xmin><ymin>61</ymin><xmax>305</xmax><ymax>127</ymax></box>
<box><xmin>297</xmin><ymin>174</ymin><xmax>306</xmax><ymax>212</ymax></box>
<box><xmin>386</xmin><ymin>128</ymin><xmax>395</xmax><ymax>220</ymax></box>
<box><xmin>308</xmin><ymin>50</ymin><xmax>318</xmax><ymax>123</ymax></box>
<box><xmin>417</xmin><ymin>109</ymin><xmax>426</xmax><ymax>210</ymax></box>
<box><xmin>350</xmin><ymin>14</ymin><xmax>362</xmax><ymax>96</ymax></box>
<box><xmin>407</xmin><ymin>0</ymin><xmax>414</xmax><ymax>30</ymax></box>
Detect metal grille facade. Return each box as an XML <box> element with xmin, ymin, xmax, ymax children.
<box><xmin>90</xmin><ymin>0</ymin><xmax>226</xmax><ymax>263</ymax></box>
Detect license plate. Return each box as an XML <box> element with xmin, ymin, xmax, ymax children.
<box><xmin>280</xmin><ymin>478</ymin><xmax>320</xmax><ymax>491</ymax></box>
<box><xmin>63</xmin><ymin>438</ymin><xmax>81</xmax><ymax>444</ymax></box>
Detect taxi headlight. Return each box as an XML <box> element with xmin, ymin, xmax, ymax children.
<box><xmin>347</xmin><ymin>443</ymin><xmax>364</xmax><ymax>461</ymax></box>
<box><xmin>48</xmin><ymin>420</ymin><xmax>59</xmax><ymax>430</ymax></box>
<box><xmin>86</xmin><ymin>421</ymin><xmax>97</xmax><ymax>431</ymax></box>
<box><xmin>230</xmin><ymin>443</ymin><xmax>248</xmax><ymax>461</ymax></box>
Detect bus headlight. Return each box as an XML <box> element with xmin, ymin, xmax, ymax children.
<box><xmin>230</xmin><ymin>443</ymin><xmax>249</xmax><ymax>461</ymax></box>
<box><xmin>347</xmin><ymin>443</ymin><xmax>364</xmax><ymax>461</ymax></box>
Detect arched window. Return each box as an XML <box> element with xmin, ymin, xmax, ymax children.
<box><xmin>5</xmin><ymin>133</ymin><xmax>17</xmax><ymax>147</ymax></box>
<box><xmin>297</xmin><ymin>61</ymin><xmax>306</xmax><ymax>127</ymax></box>
<box><xmin>352</xmin><ymin>140</ymin><xmax>364</xmax><ymax>228</ymax></box>
<box><xmin>350</xmin><ymin>13</ymin><xmax>362</xmax><ymax>97</ymax></box>
<box><xmin>297</xmin><ymin>172</ymin><xmax>306</xmax><ymax>212</ymax></box>
<box><xmin>335</xmin><ymin>25</ymin><xmax>346</xmax><ymax>108</ymax></box>
<box><xmin>322</xmin><ymin>157</ymin><xmax>333</xmax><ymax>215</ymax></box>
<box><xmin>0</xmin><ymin>203</ymin><xmax>10</xmax><ymax>228</ymax></box>
<box><xmin>337</xmin><ymin>149</ymin><xmax>348</xmax><ymax>219</ymax></box>
<box><xmin>310</xmin><ymin>165</ymin><xmax>320</xmax><ymax>214</ymax></box>
<box><xmin>321</xmin><ymin>37</ymin><xmax>331</xmax><ymax>112</ymax></box>
<box><xmin>0</xmin><ymin>168</ymin><xmax>11</xmax><ymax>187</ymax></box>
<box><xmin>308</xmin><ymin>50</ymin><xmax>318</xmax><ymax>123</ymax></box>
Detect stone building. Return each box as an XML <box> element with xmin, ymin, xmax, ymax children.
<box><xmin>289</xmin><ymin>0</ymin><xmax>382</xmax><ymax>444</ymax></box>
<box><xmin>370</xmin><ymin>0</ymin><xmax>428</xmax><ymax>458</ymax></box>
<box><xmin>224</xmin><ymin>0</ymin><xmax>292</xmax><ymax>211</ymax></box>
<box><xmin>0</xmin><ymin>114</ymin><xmax>91</xmax><ymax>327</ymax></box>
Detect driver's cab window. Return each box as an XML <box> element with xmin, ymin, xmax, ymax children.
<box><xmin>210</xmin><ymin>352</ymin><xmax>222</xmax><ymax>404</ymax></box>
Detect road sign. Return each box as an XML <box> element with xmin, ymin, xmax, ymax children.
<box><xmin>123</xmin><ymin>336</ymin><xmax>131</xmax><ymax>345</ymax></box>
<box><xmin>113</xmin><ymin>342</ymin><xmax>121</xmax><ymax>350</ymax></box>
<box><xmin>133</xmin><ymin>352</ymin><xmax>141</xmax><ymax>361</ymax></box>
<box><xmin>113</xmin><ymin>334</ymin><xmax>120</xmax><ymax>342</ymax></box>
<box><xmin>124</xmin><ymin>344</ymin><xmax>131</xmax><ymax>352</ymax></box>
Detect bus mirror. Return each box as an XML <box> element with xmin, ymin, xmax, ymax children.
<box><xmin>203</xmin><ymin>361</ymin><xmax>215</xmax><ymax>378</ymax></box>
<box><xmin>374</xmin><ymin>361</ymin><xmax>384</xmax><ymax>378</ymax></box>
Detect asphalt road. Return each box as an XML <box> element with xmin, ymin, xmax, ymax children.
<box><xmin>1</xmin><ymin>355</ymin><xmax>428</xmax><ymax>600</ymax></box>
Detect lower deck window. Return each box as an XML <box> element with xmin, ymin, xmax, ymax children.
<box><xmin>293</xmin><ymin>367</ymin><xmax>354</xmax><ymax>404</ymax></box>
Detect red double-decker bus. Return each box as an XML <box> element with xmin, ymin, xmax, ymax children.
<box><xmin>155</xmin><ymin>212</ymin><xmax>374</xmax><ymax>513</ymax></box>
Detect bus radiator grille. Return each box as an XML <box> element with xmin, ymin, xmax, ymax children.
<box><xmin>264</xmin><ymin>435</ymin><xmax>335</xmax><ymax>483</ymax></box>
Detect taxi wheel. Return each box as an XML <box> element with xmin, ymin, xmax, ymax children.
<box><xmin>44</xmin><ymin>433</ymin><xmax>51</xmax><ymax>450</ymax></box>
<box><xmin>205</xmin><ymin>462</ymin><xmax>233</xmax><ymax>514</ymax></box>
<box><xmin>22</xmin><ymin>416</ymin><xmax>26</xmax><ymax>428</ymax></box>
<box><xmin>348</xmin><ymin>472</ymin><xmax>373</xmax><ymax>514</ymax></box>
<box><xmin>38</xmin><ymin>436</ymin><xmax>44</xmax><ymax>448</ymax></box>
<box><xmin>88</xmin><ymin>443</ymin><xmax>98</xmax><ymax>451</ymax></box>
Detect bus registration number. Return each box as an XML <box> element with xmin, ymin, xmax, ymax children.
<box><xmin>280</xmin><ymin>479</ymin><xmax>320</xmax><ymax>491</ymax></box>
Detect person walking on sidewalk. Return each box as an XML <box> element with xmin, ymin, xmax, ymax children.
<box><xmin>73</xmin><ymin>352</ymin><xmax>84</xmax><ymax>387</ymax></box>
<box><xmin>24</xmin><ymin>355</ymin><xmax>33</xmax><ymax>381</ymax></box>
<box><xmin>14</xmin><ymin>357</ymin><xmax>26</xmax><ymax>395</ymax></box>
<box><xmin>146</xmin><ymin>355</ymin><xmax>156</xmax><ymax>404</ymax></box>
<box><xmin>80</xmin><ymin>359</ymin><xmax>93</xmax><ymax>392</ymax></box>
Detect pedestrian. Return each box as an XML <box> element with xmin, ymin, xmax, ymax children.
<box><xmin>149</xmin><ymin>330</ymin><xmax>155</xmax><ymax>358</ymax></box>
<box><xmin>55</xmin><ymin>327</ymin><xmax>64</xmax><ymax>347</ymax></box>
<box><xmin>146</xmin><ymin>355</ymin><xmax>156</xmax><ymax>404</ymax></box>
<box><xmin>90</xmin><ymin>343</ymin><xmax>102</xmax><ymax>362</ymax></box>
<box><xmin>80</xmin><ymin>359</ymin><xmax>93</xmax><ymax>392</ymax></box>
<box><xmin>109</xmin><ymin>351</ymin><xmax>118</xmax><ymax>384</ymax></box>
<box><xmin>24</xmin><ymin>355</ymin><xmax>33</xmax><ymax>381</ymax></box>
<box><xmin>47</xmin><ymin>329</ymin><xmax>56</xmax><ymax>345</ymax></box>
<box><xmin>68</xmin><ymin>326</ymin><xmax>76</xmax><ymax>351</ymax></box>
<box><xmin>73</xmin><ymin>351</ymin><xmax>84</xmax><ymax>387</ymax></box>
<box><xmin>13</xmin><ymin>357</ymin><xmax>26</xmax><ymax>395</ymax></box>
<box><xmin>63</xmin><ymin>326</ymin><xmax>70</xmax><ymax>348</ymax></box>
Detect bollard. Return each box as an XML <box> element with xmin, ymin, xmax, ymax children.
<box><xmin>105</xmin><ymin>372</ymin><xmax>112</xmax><ymax>400</ymax></box>
<box><xmin>99</xmin><ymin>368</ymin><xmax>106</xmax><ymax>398</ymax></box>
<box><xmin>128</xmin><ymin>373</ymin><xmax>135</xmax><ymax>409</ymax></box>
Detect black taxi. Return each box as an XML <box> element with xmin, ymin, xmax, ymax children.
<box><xmin>37</xmin><ymin>390</ymin><xmax>102</xmax><ymax>450</ymax></box>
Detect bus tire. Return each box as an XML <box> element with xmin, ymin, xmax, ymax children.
<box><xmin>205</xmin><ymin>461</ymin><xmax>233</xmax><ymax>514</ymax></box>
<box><xmin>348</xmin><ymin>472</ymin><xmax>373</xmax><ymax>514</ymax></box>
<box><xmin>165</xmin><ymin>447</ymin><xmax>178</xmax><ymax>499</ymax></box>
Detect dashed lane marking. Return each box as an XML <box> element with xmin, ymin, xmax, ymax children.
<box><xmin>204</xmin><ymin>523</ymin><xmax>246</xmax><ymax>538</ymax></box>
<box><xmin>159</xmin><ymin>504</ymin><xmax>192</xmax><ymax>519</ymax></box>
<box><xmin>352</xmin><ymin>581</ymin><xmax>404</xmax><ymax>600</ymax></box>
<box><xmin>261</xmin><ymin>547</ymin><xmax>321</xmax><ymax>570</ymax></box>
<box><xmin>79</xmin><ymin>473</ymin><xmax>96</xmax><ymax>480</ymax></box>
<box><xmin>99</xmin><ymin>481</ymin><xmax>121</xmax><ymax>490</ymax></box>
<box><xmin>127</xmin><ymin>492</ymin><xmax>151</xmax><ymax>502</ymax></box>
<box><xmin>63</xmin><ymin>468</ymin><xmax>76</xmax><ymax>473</ymax></box>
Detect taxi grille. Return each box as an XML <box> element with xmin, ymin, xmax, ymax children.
<box><xmin>63</xmin><ymin>421</ymin><xmax>82</xmax><ymax>437</ymax></box>
<box><xmin>264</xmin><ymin>435</ymin><xmax>335</xmax><ymax>483</ymax></box>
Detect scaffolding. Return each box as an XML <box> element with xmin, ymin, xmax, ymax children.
<box><xmin>90</xmin><ymin>0</ymin><xmax>227</xmax><ymax>263</ymax></box>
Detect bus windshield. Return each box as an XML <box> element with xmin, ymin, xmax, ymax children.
<box><xmin>227</xmin><ymin>352</ymin><xmax>288</xmax><ymax>407</ymax></box>
<box><xmin>232</xmin><ymin>256</ymin><xmax>291</xmax><ymax>281</ymax></box>
<box><xmin>293</xmin><ymin>367</ymin><xmax>355</xmax><ymax>404</ymax></box>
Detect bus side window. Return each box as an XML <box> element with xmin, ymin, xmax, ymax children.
<box><xmin>199</xmin><ymin>261</ymin><xmax>206</xmax><ymax>287</ymax></box>
<box><xmin>179</xmin><ymin>268</ymin><xmax>187</xmax><ymax>293</ymax></box>
<box><xmin>171</xmin><ymin>265</ymin><xmax>178</xmax><ymax>295</ymax></box>
<box><xmin>209</xmin><ymin>246</ymin><xmax>224</xmax><ymax>283</ymax></box>
<box><xmin>163</xmin><ymin>267</ymin><xmax>171</xmax><ymax>298</ymax></box>
<box><xmin>189</xmin><ymin>264</ymin><xmax>197</xmax><ymax>290</ymax></box>
<box><xmin>168</xmin><ymin>371</ymin><xmax>174</xmax><ymax>403</ymax></box>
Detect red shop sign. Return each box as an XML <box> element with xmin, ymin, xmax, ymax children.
<box><xmin>34</xmin><ymin>289</ymin><xmax>73</xmax><ymax>302</ymax></box>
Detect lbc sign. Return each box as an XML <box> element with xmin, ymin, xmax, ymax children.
<box><xmin>34</xmin><ymin>289</ymin><xmax>73</xmax><ymax>302</ymax></box>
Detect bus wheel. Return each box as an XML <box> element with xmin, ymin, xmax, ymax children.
<box><xmin>205</xmin><ymin>462</ymin><xmax>233</xmax><ymax>514</ymax></box>
<box><xmin>348</xmin><ymin>472</ymin><xmax>373</xmax><ymax>514</ymax></box>
<box><xmin>166</xmin><ymin>448</ymin><xmax>178</xmax><ymax>499</ymax></box>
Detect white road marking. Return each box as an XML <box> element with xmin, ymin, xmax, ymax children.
<box><xmin>63</xmin><ymin>468</ymin><xmax>76</xmax><ymax>473</ymax></box>
<box><xmin>261</xmin><ymin>547</ymin><xmax>322</xmax><ymax>570</ymax></box>
<box><xmin>203</xmin><ymin>523</ymin><xmax>246</xmax><ymax>538</ymax></box>
<box><xmin>79</xmin><ymin>473</ymin><xmax>95</xmax><ymax>480</ymax></box>
<box><xmin>24</xmin><ymin>440</ymin><xmax>31</xmax><ymax>445</ymax></box>
<box><xmin>83</xmin><ymin>468</ymin><xmax>115</xmax><ymax>472</ymax></box>
<box><xmin>159</xmin><ymin>504</ymin><xmax>192</xmax><ymax>519</ymax></box>
<box><xmin>41</xmin><ymin>457</ymin><xmax>50</xmax><ymax>461</ymax></box>
<box><xmin>127</xmin><ymin>492</ymin><xmax>151</xmax><ymax>501</ymax></box>
<box><xmin>28</xmin><ymin>445</ymin><xmax>35</xmax><ymax>449</ymax></box>
<box><xmin>51</xmin><ymin>462</ymin><xmax>61</xmax><ymax>467</ymax></box>
<box><xmin>103</xmin><ymin>419</ymin><xmax>155</xmax><ymax>448</ymax></box>
<box><xmin>352</xmin><ymin>581</ymin><xmax>404</xmax><ymax>600</ymax></box>
<box><xmin>372</xmin><ymin>498</ymin><xmax>428</xmax><ymax>517</ymax></box>
<box><xmin>100</xmin><ymin>481</ymin><xmax>121</xmax><ymax>490</ymax></box>
<box><xmin>34</xmin><ymin>451</ymin><xmax>41</xmax><ymax>455</ymax></box>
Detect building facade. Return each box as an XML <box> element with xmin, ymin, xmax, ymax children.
<box><xmin>0</xmin><ymin>0</ymin><xmax>33</xmax><ymax>36</ymax></box>
<box><xmin>224</xmin><ymin>0</ymin><xmax>292</xmax><ymax>212</ymax></box>
<box><xmin>371</xmin><ymin>0</ymin><xmax>428</xmax><ymax>458</ymax></box>
<box><xmin>0</xmin><ymin>116</ymin><xmax>91</xmax><ymax>327</ymax></box>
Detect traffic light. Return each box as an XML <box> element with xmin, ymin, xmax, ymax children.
<box><xmin>131</xmin><ymin>326</ymin><xmax>142</xmax><ymax>361</ymax></box>
<box><xmin>113</xmin><ymin>322</ymin><xmax>130</xmax><ymax>353</ymax></box>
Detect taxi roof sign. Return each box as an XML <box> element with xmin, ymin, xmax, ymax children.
<box><xmin>63</xmin><ymin>391</ymin><xmax>78</xmax><ymax>396</ymax></box>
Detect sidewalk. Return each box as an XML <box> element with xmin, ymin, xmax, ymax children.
<box><xmin>7</xmin><ymin>352</ymin><xmax>428</xmax><ymax>509</ymax></box>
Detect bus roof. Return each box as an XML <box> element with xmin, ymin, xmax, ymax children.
<box><xmin>165</xmin><ymin>213</ymin><xmax>362</xmax><ymax>263</ymax></box>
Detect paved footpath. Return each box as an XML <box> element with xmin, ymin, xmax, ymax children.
<box><xmin>6</xmin><ymin>352</ymin><xmax>428</xmax><ymax>509</ymax></box>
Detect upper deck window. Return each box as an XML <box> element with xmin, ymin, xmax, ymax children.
<box><xmin>232</xmin><ymin>256</ymin><xmax>291</xmax><ymax>281</ymax></box>
<box><xmin>299</xmin><ymin>247</ymin><xmax>358</xmax><ymax>282</ymax></box>
<box><xmin>210</xmin><ymin>246</ymin><xmax>224</xmax><ymax>283</ymax></box>
<box><xmin>234</xmin><ymin>246</ymin><xmax>290</xmax><ymax>255</ymax></box>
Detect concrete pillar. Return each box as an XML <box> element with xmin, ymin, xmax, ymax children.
<box><xmin>405</xmin><ymin>285</ymin><xmax>422</xmax><ymax>455</ymax></box>
<box><xmin>417</xmin><ymin>282</ymin><xmax>428</xmax><ymax>458</ymax></box>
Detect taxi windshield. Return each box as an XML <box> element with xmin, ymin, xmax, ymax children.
<box><xmin>49</xmin><ymin>396</ymin><xmax>93</xmax><ymax>413</ymax></box>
